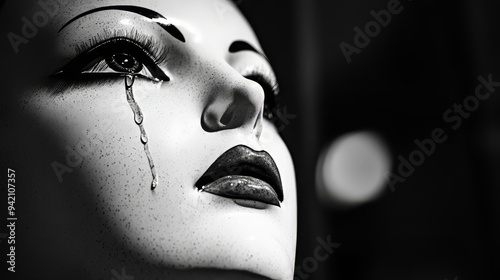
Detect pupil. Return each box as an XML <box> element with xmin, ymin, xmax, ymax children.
<box><xmin>116</xmin><ymin>54</ymin><xmax>133</xmax><ymax>68</ymax></box>
<box><xmin>107</xmin><ymin>53</ymin><xmax>142</xmax><ymax>73</ymax></box>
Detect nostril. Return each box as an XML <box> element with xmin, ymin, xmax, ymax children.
<box><xmin>220</xmin><ymin>107</ymin><xmax>235</xmax><ymax>126</ymax></box>
<box><xmin>201</xmin><ymin>86</ymin><xmax>263</xmax><ymax>133</ymax></box>
<box><xmin>219</xmin><ymin>102</ymin><xmax>246</xmax><ymax>128</ymax></box>
<box><xmin>201</xmin><ymin>99</ymin><xmax>229</xmax><ymax>132</ymax></box>
<box><xmin>202</xmin><ymin>101</ymin><xmax>248</xmax><ymax>132</ymax></box>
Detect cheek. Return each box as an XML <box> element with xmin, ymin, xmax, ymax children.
<box><xmin>23</xmin><ymin>81</ymin><xmax>208</xmax><ymax>257</ymax></box>
<box><xmin>25</xmin><ymin>81</ymin><xmax>174</xmax><ymax>213</ymax></box>
<box><xmin>27</xmin><ymin>77</ymin><xmax>206</xmax><ymax>199</ymax></box>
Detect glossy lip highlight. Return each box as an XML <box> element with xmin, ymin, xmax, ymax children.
<box><xmin>195</xmin><ymin>145</ymin><xmax>284</xmax><ymax>207</ymax></box>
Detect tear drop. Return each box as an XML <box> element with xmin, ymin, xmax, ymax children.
<box><xmin>125</xmin><ymin>74</ymin><xmax>158</xmax><ymax>190</ymax></box>
<box><xmin>125</xmin><ymin>74</ymin><xmax>134</xmax><ymax>88</ymax></box>
<box><xmin>140</xmin><ymin>132</ymin><xmax>148</xmax><ymax>144</ymax></box>
<box><xmin>135</xmin><ymin>113</ymin><xmax>144</xmax><ymax>125</ymax></box>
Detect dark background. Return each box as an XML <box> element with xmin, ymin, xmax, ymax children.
<box><xmin>240</xmin><ymin>0</ymin><xmax>500</xmax><ymax>279</ymax></box>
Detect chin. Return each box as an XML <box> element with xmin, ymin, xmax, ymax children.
<box><xmin>116</xmin><ymin>191</ymin><xmax>296</xmax><ymax>279</ymax></box>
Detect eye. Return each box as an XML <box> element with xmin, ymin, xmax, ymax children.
<box><xmin>53</xmin><ymin>37</ymin><xmax>170</xmax><ymax>82</ymax></box>
<box><xmin>244</xmin><ymin>73</ymin><xmax>281</xmax><ymax>120</ymax></box>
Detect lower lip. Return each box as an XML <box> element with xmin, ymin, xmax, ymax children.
<box><xmin>200</xmin><ymin>175</ymin><xmax>280</xmax><ymax>207</ymax></box>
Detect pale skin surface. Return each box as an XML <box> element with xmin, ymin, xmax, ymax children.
<box><xmin>0</xmin><ymin>0</ymin><xmax>297</xmax><ymax>279</ymax></box>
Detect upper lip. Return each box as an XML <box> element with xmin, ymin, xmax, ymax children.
<box><xmin>195</xmin><ymin>145</ymin><xmax>284</xmax><ymax>203</ymax></box>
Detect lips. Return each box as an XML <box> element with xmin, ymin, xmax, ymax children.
<box><xmin>195</xmin><ymin>145</ymin><xmax>284</xmax><ymax>207</ymax></box>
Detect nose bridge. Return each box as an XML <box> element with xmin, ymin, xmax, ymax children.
<box><xmin>200</xmin><ymin>58</ymin><xmax>265</xmax><ymax>135</ymax></box>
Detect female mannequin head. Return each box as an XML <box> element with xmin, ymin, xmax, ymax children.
<box><xmin>1</xmin><ymin>0</ymin><xmax>296</xmax><ymax>279</ymax></box>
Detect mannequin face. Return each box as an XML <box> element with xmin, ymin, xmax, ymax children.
<box><xmin>1</xmin><ymin>0</ymin><xmax>296</xmax><ymax>279</ymax></box>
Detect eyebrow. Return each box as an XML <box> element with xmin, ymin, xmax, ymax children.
<box><xmin>58</xmin><ymin>5</ymin><xmax>185</xmax><ymax>43</ymax></box>
<box><xmin>229</xmin><ymin>41</ymin><xmax>268</xmax><ymax>61</ymax></box>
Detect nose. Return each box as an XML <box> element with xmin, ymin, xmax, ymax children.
<box><xmin>201</xmin><ymin>67</ymin><xmax>265</xmax><ymax>137</ymax></box>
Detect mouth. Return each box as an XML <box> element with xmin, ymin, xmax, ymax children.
<box><xmin>195</xmin><ymin>145</ymin><xmax>284</xmax><ymax>207</ymax></box>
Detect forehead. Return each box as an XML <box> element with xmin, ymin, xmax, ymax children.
<box><xmin>1</xmin><ymin>0</ymin><xmax>262</xmax><ymax>52</ymax></box>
